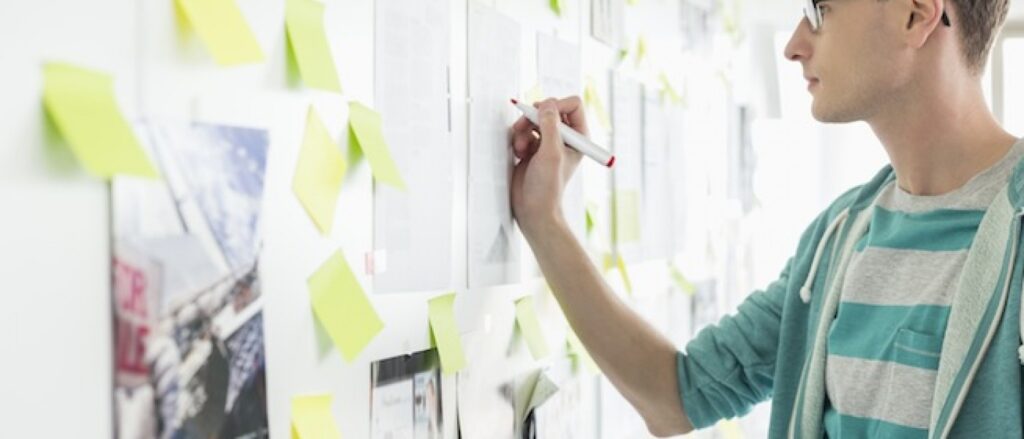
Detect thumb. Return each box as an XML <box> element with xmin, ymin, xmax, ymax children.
<box><xmin>536</xmin><ymin>101</ymin><xmax>564</xmax><ymax>162</ymax></box>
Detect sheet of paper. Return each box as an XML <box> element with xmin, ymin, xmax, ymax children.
<box><xmin>468</xmin><ymin>3</ymin><xmax>521</xmax><ymax>288</ymax></box>
<box><xmin>307</xmin><ymin>250</ymin><xmax>384</xmax><ymax>361</ymax></box>
<box><xmin>175</xmin><ymin>0</ymin><xmax>263</xmax><ymax>65</ymax></box>
<box><xmin>293</xmin><ymin>107</ymin><xmax>347</xmax><ymax>234</ymax></box>
<box><xmin>112</xmin><ymin>121</ymin><xmax>271</xmax><ymax>438</ymax></box>
<box><xmin>371</xmin><ymin>0</ymin><xmax>452</xmax><ymax>294</ymax></box>
<box><xmin>641</xmin><ymin>87</ymin><xmax>673</xmax><ymax>260</ymax></box>
<box><xmin>610</xmin><ymin>72</ymin><xmax>644</xmax><ymax>261</ymax></box>
<box><xmin>427</xmin><ymin>293</ymin><xmax>466</xmax><ymax>374</ymax></box>
<box><xmin>370</xmin><ymin>350</ymin><xmax>445</xmax><ymax>438</ymax></box>
<box><xmin>291</xmin><ymin>394</ymin><xmax>341</xmax><ymax>439</ymax></box>
<box><xmin>515</xmin><ymin>296</ymin><xmax>550</xmax><ymax>360</ymax></box>
<box><xmin>42</xmin><ymin>63</ymin><xmax>158</xmax><ymax>179</ymax></box>
<box><xmin>286</xmin><ymin>0</ymin><xmax>341</xmax><ymax>92</ymax></box>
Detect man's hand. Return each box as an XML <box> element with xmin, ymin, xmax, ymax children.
<box><xmin>509</xmin><ymin>97</ymin><xmax>587</xmax><ymax>234</ymax></box>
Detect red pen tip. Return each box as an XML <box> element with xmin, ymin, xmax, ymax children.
<box><xmin>510</xmin><ymin>98</ymin><xmax>518</xmax><ymax>105</ymax></box>
<box><xmin>606</xmin><ymin>156</ymin><xmax>616</xmax><ymax>168</ymax></box>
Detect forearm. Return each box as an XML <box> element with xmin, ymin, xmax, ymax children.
<box><xmin>521</xmin><ymin>215</ymin><xmax>694</xmax><ymax>436</ymax></box>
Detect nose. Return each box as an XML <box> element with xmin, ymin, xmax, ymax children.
<box><xmin>784</xmin><ymin>17</ymin><xmax>814</xmax><ymax>62</ymax></box>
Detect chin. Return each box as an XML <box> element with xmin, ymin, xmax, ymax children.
<box><xmin>811</xmin><ymin>101</ymin><xmax>860</xmax><ymax>124</ymax></box>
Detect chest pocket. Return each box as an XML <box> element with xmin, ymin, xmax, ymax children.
<box><xmin>893</xmin><ymin>328</ymin><xmax>943</xmax><ymax>370</ymax></box>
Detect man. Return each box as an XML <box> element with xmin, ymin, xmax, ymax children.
<box><xmin>509</xmin><ymin>0</ymin><xmax>1018</xmax><ymax>437</ymax></box>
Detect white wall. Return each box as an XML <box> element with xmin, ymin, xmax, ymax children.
<box><xmin>0</xmin><ymin>0</ymin><xmax>701</xmax><ymax>438</ymax></box>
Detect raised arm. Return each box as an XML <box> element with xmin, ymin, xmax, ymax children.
<box><xmin>509</xmin><ymin>97</ymin><xmax>694</xmax><ymax>436</ymax></box>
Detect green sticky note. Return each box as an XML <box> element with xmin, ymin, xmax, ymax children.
<box><xmin>616</xmin><ymin>254</ymin><xmax>633</xmax><ymax>294</ymax></box>
<box><xmin>635</xmin><ymin>36</ymin><xmax>648</xmax><ymax>66</ymax></box>
<box><xmin>293</xmin><ymin>107</ymin><xmax>347</xmax><ymax>234</ymax></box>
<box><xmin>428</xmin><ymin>292</ymin><xmax>466</xmax><ymax>374</ymax></box>
<box><xmin>658</xmin><ymin>71</ymin><xmax>683</xmax><ymax>105</ymax></box>
<box><xmin>585</xmin><ymin>207</ymin><xmax>595</xmax><ymax>236</ymax></box>
<box><xmin>614</xmin><ymin>190</ymin><xmax>641</xmax><ymax>243</ymax></box>
<box><xmin>176</xmin><ymin>0</ymin><xmax>264</xmax><ymax>65</ymax></box>
<box><xmin>669</xmin><ymin>264</ymin><xmax>697</xmax><ymax>296</ymax></box>
<box><xmin>291</xmin><ymin>394</ymin><xmax>341</xmax><ymax>439</ymax></box>
<box><xmin>42</xmin><ymin>63</ymin><xmax>158</xmax><ymax>180</ymax></box>
<box><xmin>549</xmin><ymin>0</ymin><xmax>562</xmax><ymax>16</ymax></box>
<box><xmin>600</xmin><ymin>253</ymin><xmax>633</xmax><ymax>294</ymax></box>
<box><xmin>583</xmin><ymin>77</ymin><xmax>611</xmax><ymax>131</ymax></box>
<box><xmin>566</xmin><ymin>330</ymin><xmax>599</xmax><ymax>374</ymax></box>
<box><xmin>515</xmin><ymin>296</ymin><xmax>550</xmax><ymax>360</ymax></box>
<box><xmin>308</xmin><ymin>250</ymin><xmax>384</xmax><ymax>362</ymax></box>
<box><xmin>286</xmin><ymin>0</ymin><xmax>342</xmax><ymax>92</ymax></box>
<box><xmin>348</xmin><ymin>102</ymin><xmax>406</xmax><ymax>189</ymax></box>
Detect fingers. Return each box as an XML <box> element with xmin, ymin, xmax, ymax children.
<box><xmin>511</xmin><ymin>95</ymin><xmax>588</xmax><ymax>163</ymax></box>
<box><xmin>535</xmin><ymin>99</ymin><xmax>564</xmax><ymax>162</ymax></box>
<box><xmin>510</xmin><ymin>121</ymin><xmax>540</xmax><ymax>160</ymax></box>
<box><xmin>532</xmin><ymin>95</ymin><xmax>588</xmax><ymax>136</ymax></box>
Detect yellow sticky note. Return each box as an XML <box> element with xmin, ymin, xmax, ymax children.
<box><xmin>286</xmin><ymin>0</ymin><xmax>341</xmax><ymax>92</ymax></box>
<box><xmin>670</xmin><ymin>264</ymin><xmax>697</xmax><ymax>296</ymax></box>
<box><xmin>308</xmin><ymin>250</ymin><xmax>384</xmax><ymax>361</ymax></box>
<box><xmin>428</xmin><ymin>293</ymin><xmax>466</xmax><ymax>374</ymax></box>
<box><xmin>515</xmin><ymin>296</ymin><xmax>550</xmax><ymax>360</ymax></box>
<box><xmin>614</xmin><ymin>190</ymin><xmax>641</xmax><ymax>243</ymax></box>
<box><xmin>348</xmin><ymin>102</ymin><xmax>406</xmax><ymax>189</ymax></box>
<box><xmin>42</xmin><ymin>63</ymin><xmax>158</xmax><ymax>179</ymax></box>
<box><xmin>293</xmin><ymin>107</ymin><xmax>347</xmax><ymax>234</ymax></box>
<box><xmin>549</xmin><ymin>0</ymin><xmax>562</xmax><ymax>16</ymax></box>
<box><xmin>291</xmin><ymin>394</ymin><xmax>341</xmax><ymax>439</ymax></box>
<box><xmin>566</xmin><ymin>330</ymin><xmax>599</xmax><ymax>375</ymax></box>
<box><xmin>176</xmin><ymin>0</ymin><xmax>263</xmax><ymax>65</ymax></box>
<box><xmin>583</xmin><ymin>77</ymin><xmax>611</xmax><ymax>131</ymax></box>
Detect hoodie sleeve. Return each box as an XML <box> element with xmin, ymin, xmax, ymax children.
<box><xmin>673</xmin><ymin>182</ymin><xmax>868</xmax><ymax>429</ymax></box>
<box><xmin>675</xmin><ymin>260</ymin><xmax>792</xmax><ymax>429</ymax></box>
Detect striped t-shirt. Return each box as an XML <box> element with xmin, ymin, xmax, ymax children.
<box><xmin>823</xmin><ymin>139</ymin><xmax>1024</xmax><ymax>437</ymax></box>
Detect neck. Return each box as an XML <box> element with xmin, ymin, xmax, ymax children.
<box><xmin>867</xmin><ymin>77</ymin><xmax>1017</xmax><ymax>196</ymax></box>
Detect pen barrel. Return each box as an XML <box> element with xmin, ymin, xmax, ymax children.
<box><xmin>559</xmin><ymin>126</ymin><xmax>613</xmax><ymax>165</ymax></box>
<box><xmin>515</xmin><ymin>102</ymin><xmax>613</xmax><ymax>167</ymax></box>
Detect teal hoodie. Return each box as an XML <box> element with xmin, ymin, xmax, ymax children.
<box><xmin>677</xmin><ymin>158</ymin><xmax>1024</xmax><ymax>438</ymax></box>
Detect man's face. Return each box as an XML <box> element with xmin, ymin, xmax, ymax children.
<box><xmin>784</xmin><ymin>0</ymin><xmax>913</xmax><ymax>123</ymax></box>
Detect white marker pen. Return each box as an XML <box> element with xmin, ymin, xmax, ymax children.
<box><xmin>511</xmin><ymin>99</ymin><xmax>615</xmax><ymax>168</ymax></box>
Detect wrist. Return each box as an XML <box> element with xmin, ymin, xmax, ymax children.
<box><xmin>519</xmin><ymin>211</ymin><xmax>570</xmax><ymax>243</ymax></box>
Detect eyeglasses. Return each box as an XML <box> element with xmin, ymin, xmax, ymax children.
<box><xmin>804</xmin><ymin>0</ymin><xmax>951</xmax><ymax>33</ymax></box>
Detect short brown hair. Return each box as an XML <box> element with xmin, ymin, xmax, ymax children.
<box><xmin>948</xmin><ymin>0</ymin><xmax>1010</xmax><ymax>75</ymax></box>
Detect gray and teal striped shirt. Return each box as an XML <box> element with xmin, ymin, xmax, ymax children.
<box><xmin>823</xmin><ymin>141</ymin><xmax>1024</xmax><ymax>437</ymax></box>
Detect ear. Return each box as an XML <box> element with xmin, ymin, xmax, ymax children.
<box><xmin>903</xmin><ymin>0</ymin><xmax>946</xmax><ymax>48</ymax></box>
